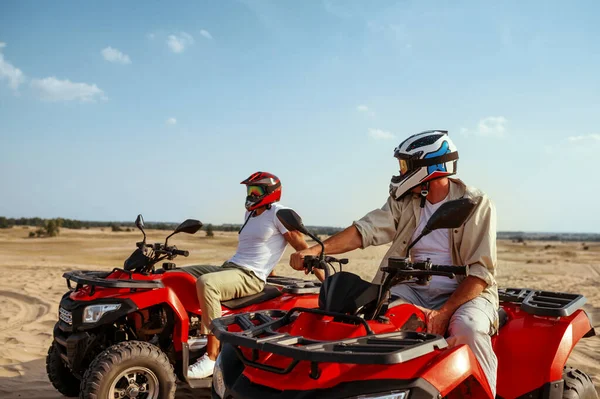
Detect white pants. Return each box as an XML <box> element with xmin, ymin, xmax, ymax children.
<box><xmin>391</xmin><ymin>280</ymin><xmax>498</xmax><ymax>397</ymax></box>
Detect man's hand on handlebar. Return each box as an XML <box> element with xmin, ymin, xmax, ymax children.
<box><xmin>290</xmin><ymin>246</ymin><xmax>321</xmax><ymax>272</ymax></box>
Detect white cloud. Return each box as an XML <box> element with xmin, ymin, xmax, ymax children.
<box><xmin>568</xmin><ymin>134</ymin><xmax>600</xmax><ymax>143</ymax></box>
<box><xmin>200</xmin><ymin>29</ymin><xmax>213</xmax><ymax>39</ymax></box>
<box><xmin>477</xmin><ymin>116</ymin><xmax>508</xmax><ymax>138</ymax></box>
<box><xmin>30</xmin><ymin>77</ymin><xmax>105</xmax><ymax>102</ymax></box>
<box><xmin>101</xmin><ymin>46</ymin><xmax>131</xmax><ymax>65</ymax></box>
<box><xmin>167</xmin><ymin>32</ymin><xmax>194</xmax><ymax>53</ymax></box>
<box><xmin>356</xmin><ymin>104</ymin><xmax>375</xmax><ymax>117</ymax></box>
<box><xmin>0</xmin><ymin>43</ymin><xmax>26</xmax><ymax>90</ymax></box>
<box><xmin>368</xmin><ymin>128</ymin><xmax>396</xmax><ymax>140</ymax></box>
<box><xmin>166</xmin><ymin>117</ymin><xmax>177</xmax><ymax>125</ymax></box>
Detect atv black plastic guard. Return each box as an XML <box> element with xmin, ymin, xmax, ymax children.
<box><xmin>63</xmin><ymin>270</ymin><xmax>164</xmax><ymax>290</ymax></box>
<box><xmin>211</xmin><ymin>308</ymin><xmax>448</xmax><ymax>376</ymax></box>
<box><xmin>499</xmin><ymin>288</ymin><xmax>586</xmax><ymax>317</ymax></box>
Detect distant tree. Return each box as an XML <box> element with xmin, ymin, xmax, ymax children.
<box><xmin>44</xmin><ymin>219</ymin><xmax>61</xmax><ymax>237</ymax></box>
<box><xmin>111</xmin><ymin>224</ymin><xmax>124</xmax><ymax>232</ymax></box>
<box><xmin>206</xmin><ymin>224</ymin><xmax>215</xmax><ymax>238</ymax></box>
<box><xmin>0</xmin><ymin>217</ymin><xmax>9</xmax><ymax>229</ymax></box>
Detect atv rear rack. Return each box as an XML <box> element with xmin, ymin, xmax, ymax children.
<box><xmin>499</xmin><ymin>287</ymin><xmax>586</xmax><ymax>317</ymax></box>
<box><xmin>265</xmin><ymin>276</ymin><xmax>321</xmax><ymax>294</ymax></box>
<box><xmin>63</xmin><ymin>270</ymin><xmax>164</xmax><ymax>293</ymax></box>
<box><xmin>211</xmin><ymin>308</ymin><xmax>447</xmax><ymax>377</ymax></box>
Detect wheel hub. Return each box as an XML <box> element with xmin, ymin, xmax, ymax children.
<box><xmin>109</xmin><ymin>366</ymin><xmax>158</xmax><ymax>399</ymax></box>
<box><xmin>126</xmin><ymin>386</ymin><xmax>140</xmax><ymax>397</ymax></box>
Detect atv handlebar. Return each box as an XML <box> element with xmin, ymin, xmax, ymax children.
<box><xmin>171</xmin><ymin>249</ymin><xmax>189</xmax><ymax>257</ymax></box>
<box><xmin>303</xmin><ymin>255</ymin><xmax>348</xmax><ymax>273</ymax></box>
<box><xmin>382</xmin><ymin>257</ymin><xmax>467</xmax><ymax>276</ymax></box>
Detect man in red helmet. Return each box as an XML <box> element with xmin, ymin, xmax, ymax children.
<box><xmin>188</xmin><ymin>172</ymin><xmax>309</xmax><ymax>379</ymax></box>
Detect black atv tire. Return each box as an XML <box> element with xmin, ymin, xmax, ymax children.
<box><xmin>563</xmin><ymin>366</ymin><xmax>598</xmax><ymax>399</ymax></box>
<box><xmin>46</xmin><ymin>342</ymin><xmax>81</xmax><ymax>397</ymax></box>
<box><xmin>80</xmin><ymin>341</ymin><xmax>176</xmax><ymax>399</ymax></box>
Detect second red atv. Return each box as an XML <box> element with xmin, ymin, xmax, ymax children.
<box><xmin>210</xmin><ymin>202</ymin><xmax>598</xmax><ymax>399</ymax></box>
<box><xmin>46</xmin><ymin>214</ymin><xmax>321</xmax><ymax>398</ymax></box>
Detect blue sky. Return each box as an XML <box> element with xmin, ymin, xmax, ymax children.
<box><xmin>1</xmin><ymin>1</ymin><xmax>599</xmax><ymax>233</ymax></box>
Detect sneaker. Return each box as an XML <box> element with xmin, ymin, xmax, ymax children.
<box><xmin>188</xmin><ymin>353</ymin><xmax>216</xmax><ymax>379</ymax></box>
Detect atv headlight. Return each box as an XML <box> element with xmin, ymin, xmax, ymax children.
<box><xmin>212</xmin><ymin>354</ymin><xmax>226</xmax><ymax>398</ymax></box>
<box><xmin>83</xmin><ymin>304</ymin><xmax>121</xmax><ymax>323</ymax></box>
<box><xmin>351</xmin><ymin>391</ymin><xmax>409</xmax><ymax>399</ymax></box>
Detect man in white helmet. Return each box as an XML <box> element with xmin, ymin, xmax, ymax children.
<box><xmin>290</xmin><ymin>130</ymin><xmax>498</xmax><ymax>396</ymax></box>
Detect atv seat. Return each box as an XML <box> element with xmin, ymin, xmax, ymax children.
<box><xmin>163</xmin><ymin>266</ymin><xmax>282</xmax><ymax>311</ymax></box>
<box><xmin>221</xmin><ymin>285</ymin><xmax>281</xmax><ymax>310</ymax></box>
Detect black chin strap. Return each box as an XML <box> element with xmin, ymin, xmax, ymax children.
<box><xmin>238</xmin><ymin>210</ymin><xmax>256</xmax><ymax>234</ymax></box>
<box><xmin>419</xmin><ymin>182</ymin><xmax>429</xmax><ymax>208</ymax></box>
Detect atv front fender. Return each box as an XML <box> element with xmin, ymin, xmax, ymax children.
<box><xmin>127</xmin><ymin>287</ymin><xmax>189</xmax><ymax>351</ymax></box>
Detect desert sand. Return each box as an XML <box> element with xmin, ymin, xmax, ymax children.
<box><xmin>0</xmin><ymin>226</ymin><xmax>598</xmax><ymax>398</ymax></box>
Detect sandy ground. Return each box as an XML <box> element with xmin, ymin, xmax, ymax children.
<box><xmin>0</xmin><ymin>226</ymin><xmax>598</xmax><ymax>397</ymax></box>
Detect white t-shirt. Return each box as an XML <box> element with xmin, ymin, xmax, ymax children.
<box><xmin>391</xmin><ymin>195</ymin><xmax>458</xmax><ymax>297</ymax></box>
<box><xmin>227</xmin><ymin>203</ymin><xmax>289</xmax><ymax>282</ymax></box>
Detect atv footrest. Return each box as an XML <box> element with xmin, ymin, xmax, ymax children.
<box><xmin>211</xmin><ymin>308</ymin><xmax>448</xmax><ymax>369</ymax></box>
<box><xmin>499</xmin><ymin>287</ymin><xmax>586</xmax><ymax>317</ymax></box>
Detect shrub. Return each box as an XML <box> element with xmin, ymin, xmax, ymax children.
<box><xmin>111</xmin><ymin>224</ymin><xmax>124</xmax><ymax>232</ymax></box>
<box><xmin>0</xmin><ymin>217</ymin><xmax>10</xmax><ymax>229</ymax></box>
<box><xmin>28</xmin><ymin>231</ymin><xmax>36</xmax><ymax>238</ymax></box>
<box><xmin>206</xmin><ymin>224</ymin><xmax>215</xmax><ymax>238</ymax></box>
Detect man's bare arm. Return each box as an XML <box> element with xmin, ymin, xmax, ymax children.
<box><xmin>283</xmin><ymin>230</ymin><xmax>309</xmax><ymax>251</ymax></box>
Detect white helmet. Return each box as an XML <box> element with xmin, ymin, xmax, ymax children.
<box><xmin>389</xmin><ymin>130</ymin><xmax>459</xmax><ymax>200</ymax></box>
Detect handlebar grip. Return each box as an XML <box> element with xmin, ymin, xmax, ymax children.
<box><xmin>172</xmin><ymin>249</ymin><xmax>189</xmax><ymax>257</ymax></box>
<box><xmin>303</xmin><ymin>256</ymin><xmax>322</xmax><ymax>270</ymax></box>
<box><xmin>430</xmin><ymin>265</ymin><xmax>467</xmax><ymax>275</ymax></box>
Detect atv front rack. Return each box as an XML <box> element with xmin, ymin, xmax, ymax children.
<box><xmin>63</xmin><ymin>270</ymin><xmax>164</xmax><ymax>293</ymax></box>
<box><xmin>499</xmin><ymin>287</ymin><xmax>586</xmax><ymax>317</ymax></box>
<box><xmin>211</xmin><ymin>308</ymin><xmax>447</xmax><ymax>377</ymax></box>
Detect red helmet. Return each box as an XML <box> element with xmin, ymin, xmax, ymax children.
<box><xmin>241</xmin><ymin>172</ymin><xmax>282</xmax><ymax>211</ymax></box>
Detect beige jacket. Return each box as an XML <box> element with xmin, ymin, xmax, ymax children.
<box><xmin>353</xmin><ymin>178</ymin><xmax>498</xmax><ymax>309</ymax></box>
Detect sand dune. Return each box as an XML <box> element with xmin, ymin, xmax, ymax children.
<box><xmin>0</xmin><ymin>226</ymin><xmax>598</xmax><ymax>397</ymax></box>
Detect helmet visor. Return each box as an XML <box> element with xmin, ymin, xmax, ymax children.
<box><xmin>399</xmin><ymin>159</ymin><xmax>410</xmax><ymax>176</ymax></box>
<box><xmin>247</xmin><ymin>185</ymin><xmax>266</xmax><ymax>197</ymax></box>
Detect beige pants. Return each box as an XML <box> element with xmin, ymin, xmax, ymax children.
<box><xmin>391</xmin><ymin>284</ymin><xmax>498</xmax><ymax>397</ymax></box>
<box><xmin>193</xmin><ymin>262</ymin><xmax>265</xmax><ymax>334</ymax></box>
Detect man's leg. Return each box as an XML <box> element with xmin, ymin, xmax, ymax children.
<box><xmin>447</xmin><ymin>297</ymin><xmax>498</xmax><ymax>397</ymax></box>
<box><xmin>189</xmin><ymin>268</ymin><xmax>264</xmax><ymax>378</ymax></box>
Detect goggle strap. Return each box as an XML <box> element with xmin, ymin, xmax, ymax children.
<box><xmin>408</xmin><ymin>152</ymin><xmax>459</xmax><ymax>168</ymax></box>
<box><xmin>238</xmin><ymin>210</ymin><xmax>256</xmax><ymax>235</ymax></box>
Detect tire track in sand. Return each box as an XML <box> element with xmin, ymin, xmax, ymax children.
<box><xmin>0</xmin><ymin>291</ymin><xmax>51</xmax><ymax>334</ymax></box>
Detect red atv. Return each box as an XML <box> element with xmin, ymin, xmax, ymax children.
<box><xmin>210</xmin><ymin>202</ymin><xmax>598</xmax><ymax>399</ymax></box>
<box><xmin>46</xmin><ymin>215</ymin><xmax>321</xmax><ymax>398</ymax></box>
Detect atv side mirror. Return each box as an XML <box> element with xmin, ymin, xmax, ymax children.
<box><xmin>276</xmin><ymin>209</ymin><xmax>325</xmax><ymax>259</ymax></box>
<box><xmin>276</xmin><ymin>209</ymin><xmax>310</xmax><ymax>235</ymax></box>
<box><xmin>135</xmin><ymin>214</ymin><xmax>146</xmax><ymax>243</ymax></box>
<box><xmin>425</xmin><ymin>198</ymin><xmax>478</xmax><ymax>233</ymax></box>
<box><xmin>404</xmin><ymin>198</ymin><xmax>478</xmax><ymax>257</ymax></box>
<box><xmin>135</xmin><ymin>214</ymin><xmax>145</xmax><ymax>230</ymax></box>
<box><xmin>174</xmin><ymin>219</ymin><xmax>203</xmax><ymax>235</ymax></box>
<box><xmin>165</xmin><ymin>219</ymin><xmax>203</xmax><ymax>247</ymax></box>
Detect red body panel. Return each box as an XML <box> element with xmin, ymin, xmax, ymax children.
<box><xmin>69</xmin><ymin>270</ymin><xmax>319</xmax><ymax>351</ymax></box>
<box><xmin>239</xmin><ymin>302</ymin><xmax>594</xmax><ymax>399</ymax></box>
<box><xmin>493</xmin><ymin>304</ymin><xmax>593</xmax><ymax>399</ymax></box>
